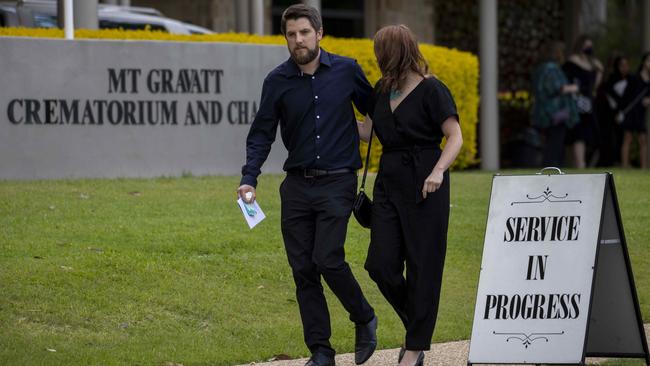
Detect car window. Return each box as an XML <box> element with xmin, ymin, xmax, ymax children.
<box><xmin>0</xmin><ymin>13</ymin><xmax>5</xmax><ymax>27</ymax></box>
<box><xmin>33</xmin><ymin>13</ymin><xmax>57</xmax><ymax>28</ymax></box>
<box><xmin>99</xmin><ymin>19</ymin><xmax>167</xmax><ymax>32</ymax></box>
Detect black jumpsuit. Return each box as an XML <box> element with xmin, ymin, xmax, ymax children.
<box><xmin>364</xmin><ymin>77</ymin><xmax>458</xmax><ymax>350</ymax></box>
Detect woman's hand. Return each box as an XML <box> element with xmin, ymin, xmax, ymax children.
<box><xmin>422</xmin><ymin>168</ymin><xmax>444</xmax><ymax>199</ymax></box>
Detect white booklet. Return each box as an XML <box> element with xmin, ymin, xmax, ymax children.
<box><xmin>237</xmin><ymin>198</ymin><xmax>266</xmax><ymax>229</ymax></box>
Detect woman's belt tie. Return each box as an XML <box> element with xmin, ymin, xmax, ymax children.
<box><xmin>382</xmin><ymin>145</ymin><xmax>440</xmax><ymax>203</ymax></box>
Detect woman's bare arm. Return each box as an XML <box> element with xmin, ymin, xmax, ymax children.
<box><xmin>422</xmin><ymin>117</ymin><xmax>463</xmax><ymax>198</ymax></box>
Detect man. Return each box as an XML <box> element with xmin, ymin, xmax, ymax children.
<box><xmin>237</xmin><ymin>4</ymin><xmax>377</xmax><ymax>366</ymax></box>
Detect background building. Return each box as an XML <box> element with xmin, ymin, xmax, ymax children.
<box><xmin>41</xmin><ymin>0</ymin><xmax>643</xmax><ymax>169</ymax></box>
<box><xmin>114</xmin><ymin>0</ymin><xmax>650</xmax><ymax>168</ymax></box>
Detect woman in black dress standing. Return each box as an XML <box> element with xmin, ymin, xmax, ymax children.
<box><xmin>620</xmin><ymin>52</ymin><xmax>650</xmax><ymax>168</ymax></box>
<box><xmin>597</xmin><ymin>55</ymin><xmax>630</xmax><ymax>166</ymax></box>
<box><xmin>563</xmin><ymin>35</ymin><xmax>604</xmax><ymax>168</ymax></box>
<box><xmin>357</xmin><ymin>25</ymin><xmax>463</xmax><ymax>366</ymax></box>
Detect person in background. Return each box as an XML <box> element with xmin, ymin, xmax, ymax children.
<box><xmin>619</xmin><ymin>53</ymin><xmax>650</xmax><ymax>168</ymax></box>
<box><xmin>237</xmin><ymin>4</ymin><xmax>377</xmax><ymax>366</ymax></box>
<box><xmin>596</xmin><ymin>55</ymin><xmax>632</xmax><ymax>166</ymax></box>
<box><xmin>357</xmin><ymin>25</ymin><xmax>463</xmax><ymax>366</ymax></box>
<box><xmin>531</xmin><ymin>40</ymin><xmax>579</xmax><ymax>167</ymax></box>
<box><xmin>563</xmin><ymin>35</ymin><xmax>604</xmax><ymax>168</ymax></box>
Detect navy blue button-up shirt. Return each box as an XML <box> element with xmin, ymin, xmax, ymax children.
<box><xmin>240</xmin><ymin>49</ymin><xmax>372</xmax><ymax>187</ymax></box>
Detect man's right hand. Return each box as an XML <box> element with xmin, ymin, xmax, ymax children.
<box><xmin>237</xmin><ymin>184</ymin><xmax>256</xmax><ymax>204</ymax></box>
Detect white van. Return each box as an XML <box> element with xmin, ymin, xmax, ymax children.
<box><xmin>0</xmin><ymin>0</ymin><xmax>214</xmax><ymax>34</ymax></box>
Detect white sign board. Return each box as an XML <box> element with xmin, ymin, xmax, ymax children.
<box><xmin>468</xmin><ymin>172</ymin><xmax>649</xmax><ymax>365</ymax></box>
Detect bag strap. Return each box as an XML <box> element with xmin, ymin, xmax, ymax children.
<box><xmin>359</xmin><ymin>127</ymin><xmax>374</xmax><ymax>192</ymax></box>
<box><xmin>622</xmin><ymin>87</ymin><xmax>649</xmax><ymax>115</ymax></box>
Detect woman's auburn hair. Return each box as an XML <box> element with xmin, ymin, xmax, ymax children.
<box><xmin>374</xmin><ymin>24</ymin><xmax>429</xmax><ymax>93</ymax></box>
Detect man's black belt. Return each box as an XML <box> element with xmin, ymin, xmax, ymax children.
<box><xmin>287</xmin><ymin>168</ymin><xmax>354</xmax><ymax>178</ymax></box>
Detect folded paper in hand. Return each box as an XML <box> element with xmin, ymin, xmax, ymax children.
<box><xmin>237</xmin><ymin>198</ymin><xmax>266</xmax><ymax>229</ymax></box>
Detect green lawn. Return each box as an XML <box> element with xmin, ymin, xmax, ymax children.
<box><xmin>0</xmin><ymin>169</ymin><xmax>648</xmax><ymax>366</ymax></box>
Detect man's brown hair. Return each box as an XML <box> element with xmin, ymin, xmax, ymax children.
<box><xmin>280</xmin><ymin>4</ymin><xmax>322</xmax><ymax>35</ymax></box>
<box><xmin>374</xmin><ymin>24</ymin><xmax>429</xmax><ymax>93</ymax></box>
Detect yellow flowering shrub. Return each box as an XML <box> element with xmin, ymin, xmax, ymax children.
<box><xmin>0</xmin><ymin>27</ymin><xmax>479</xmax><ymax>170</ymax></box>
<box><xmin>499</xmin><ymin>90</ymin><xmax>531</xmax><ymax>110</ymax></box>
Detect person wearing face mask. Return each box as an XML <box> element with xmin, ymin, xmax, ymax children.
<box><xmin>562</xmin><ymin>35</ymin><xmax>604</xmax><ymax>168</ymax></box>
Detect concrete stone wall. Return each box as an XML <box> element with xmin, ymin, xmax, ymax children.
<box><xmin>0</xmin><ymin>38</ymin><xmax>289</xmax><ymax>180</ymax></box>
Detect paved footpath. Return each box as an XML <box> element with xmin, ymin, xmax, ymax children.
<box><xmin>241</xmin><ymin>324</ymin><xmax>649</xmax><ymax>366</ymax></box>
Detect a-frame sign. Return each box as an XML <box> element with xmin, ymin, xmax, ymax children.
<box><xmin>468</xmin><ymin>171</ymin><xmax>649</xmax><ymax>365</ymax></box>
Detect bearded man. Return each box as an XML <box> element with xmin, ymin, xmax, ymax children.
<box><xmin>237</xmin><ymin>4</ymin><xmax>377</xmax><ymax>366</ymax></box>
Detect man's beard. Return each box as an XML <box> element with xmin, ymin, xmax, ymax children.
<box><xmin>291</xmin><ymin>45</ymin><xmax>319</xmax><ymax>65</ymax></box>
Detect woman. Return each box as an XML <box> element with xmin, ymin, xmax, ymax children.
<box><xmin>601</xmin><ymin>56</ymin><xmax>632</xmax><ymax>166</ymax></box>
<box><xmin>531</xmin><ymin>40</ymin><xmax>579</xmax><ymax>167</ymax></box>
<box><xmin>619</xmin><ymin>53</ymin><xmax>650</xmax><ymax>168</ymax></box>
<box><xmin>357</xmin><ymin>25</ymin><xmax>463</xmax><ymax>366</ymax></box>
<box><xmin>562</xmin><ymin>35</ymin><xmax>604</xmax><ymax>168</ymax></box>
<box><xmin>594</xmin><ymin>55</ymin><xmax>626</xmax><ymax>166</ymax></box>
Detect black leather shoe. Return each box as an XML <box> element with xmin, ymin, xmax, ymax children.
<box><xmin>354</xmin><ymin>315</ymin><xmax>378</xmax><ymax>364</ymax></box>
<box><xmin>304</xmin><ymin>353</ymin><xmax>335</xmax><ymax>366</ymax></box>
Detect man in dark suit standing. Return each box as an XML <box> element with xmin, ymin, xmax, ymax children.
<box><xmin>237</xmin><ymin>4</ymin><xmax>377</xmax><ymax>366</ymax></box>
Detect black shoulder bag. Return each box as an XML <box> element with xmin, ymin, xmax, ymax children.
<box><xmin>352</xmin><ymin>127</ymin><xmax>373</xmax><ymax>228</ymax></box>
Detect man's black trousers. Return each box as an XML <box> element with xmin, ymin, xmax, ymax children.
<box><xmin>279</xmin><ymin>172</ymin><xmax>375</xmax><ymax>357</ymax></box>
